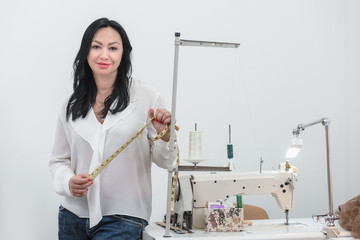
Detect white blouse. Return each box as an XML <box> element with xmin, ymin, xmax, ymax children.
<box><xmin>49</xmin><ymin>79</ymin><xmax>176</xmax><ymax>227</ymax></box>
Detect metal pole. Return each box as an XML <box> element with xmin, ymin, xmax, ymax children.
<box><xmin>324</xmin><ymin>121</ymin><xmax>335</xmax><ymax>227</ymax></box>
<box><xmin>164</xmin><ymin>32</ymin><xmax>181</xmax><ymax>237</ymax></box>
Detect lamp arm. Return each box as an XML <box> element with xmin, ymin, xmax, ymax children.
<box><xmin>291</xmin><ymin>117</ymin><xmax>335</xmax><ymax>227</ymax></box>
<box><xmin>292</xmin><ymin>118</ymin><xmax>330</xmax><ymax>136</ymax></box>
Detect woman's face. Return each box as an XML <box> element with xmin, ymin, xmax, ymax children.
<box><xmin>87</xmin><ymin>27</ymin><xmax>123</xmax><ymax>80</ymax></box>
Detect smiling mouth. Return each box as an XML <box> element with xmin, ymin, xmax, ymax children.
<box><xmin>97</xmin><ymin>63</ymin><xmax>111</xmax><ymax>69</ymax></box>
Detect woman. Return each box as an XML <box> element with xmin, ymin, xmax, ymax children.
<box><xmin>49</xmin><ymin>18</ymin><xmax>176</xmax><ymax>240</ymax></box>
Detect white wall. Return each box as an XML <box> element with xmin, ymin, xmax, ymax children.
<box><xmin>1</xmin><ymin>0</ymin><xmax>359</xmax><ymax>239</ymax></box>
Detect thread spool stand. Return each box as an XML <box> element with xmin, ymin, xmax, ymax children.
<box><xmin>164</xmin><ymin>32</ymin><xmax>240</xmax><ymax>237</ymax></box>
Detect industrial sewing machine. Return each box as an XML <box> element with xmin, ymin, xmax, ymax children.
<box><xmin>173</xmin><ymin>167</ymin><xmax>297</xmax><ymax>230</ymax></box>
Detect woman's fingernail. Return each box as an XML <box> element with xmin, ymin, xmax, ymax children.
<box><xmin>162</xmin><ymin>121</ymin><xmax>165</xmax><ymax>124</ymax></box>
<box><xmin>149</xmin><ymin>108</ymin><xmax>153</xmax><ymax>112</ymax></box>
<box><xmin>155</xmin><ymin>118</ymin><xmax>158</xmax><ymax>121</ymax></box>
<box><xmin>88</xmin><ymin>178</ymin><xmax>91</xmax><ymax>181</ymax></box>
<box><xmin>91</xmin><ymin>182</ymin><xmax>93</xmax><ymax>184</ymax></box>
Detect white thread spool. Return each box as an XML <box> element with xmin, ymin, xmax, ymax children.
<box><xmin>189</xmin><ymin>124</ymin><xmax>202</xmax><ymax>160</ymax></box>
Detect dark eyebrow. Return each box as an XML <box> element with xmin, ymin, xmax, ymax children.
<box><xmin>109</xmin><ymin>42</ymin><xmax>120</xmax><ymax>46</ymax></box>
<box><xmin>91</xmin><ymin>40</ymin><xmax>120</xmax><ymax>46</ymax></box>
<box><xmin>92</xmin><ymin>40</ymin><xmax>103</xmax><ymax>45</ymax></box>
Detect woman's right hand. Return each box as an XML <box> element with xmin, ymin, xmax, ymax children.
<box><xmin>69</xmin><ymin>173</ymin><xmax>93</xmax><ymax>197</ymax></box>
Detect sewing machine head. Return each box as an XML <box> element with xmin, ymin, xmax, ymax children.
<box><xmin>174</xmin><ymin>168</ymin><xmax>297</xmax><ymax>229</ymax></box>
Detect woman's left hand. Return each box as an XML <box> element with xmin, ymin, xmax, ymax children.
<box><xmin>148</xmin><ymin>108</ymin><xmax>172</xmax><ymax>142</ymax></box>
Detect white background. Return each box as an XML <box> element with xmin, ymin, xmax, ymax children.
<box><xmin>1</xmin><ymin>0</ymin><xmax>360</xmax><ymax>239</ymax></box>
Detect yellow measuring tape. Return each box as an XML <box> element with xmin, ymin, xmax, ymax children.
<box><xmin>170</xmin><ymin>146</ymin><xmax>180</xmax><ymax>212</ymax></box>
<box><xmin>88</xmin><ymin>115</ymin><xmax>180</xmax><ymax>213</ymax></box>
<box><xmin>88</xmin><ymin>117</ymin><xmax>179</xmax><ymax>182</ymax></box>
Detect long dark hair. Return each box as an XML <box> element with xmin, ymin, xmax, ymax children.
<box><xmin>66</xmin><ymin>18</ymin><xmax>132</xmax><ymax>121</ymax></box>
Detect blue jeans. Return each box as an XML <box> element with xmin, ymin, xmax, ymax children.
<box><xmin>58</xmin><ymin>206</ymin><xmax>148</xmax><ymax>240</ymax></box>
